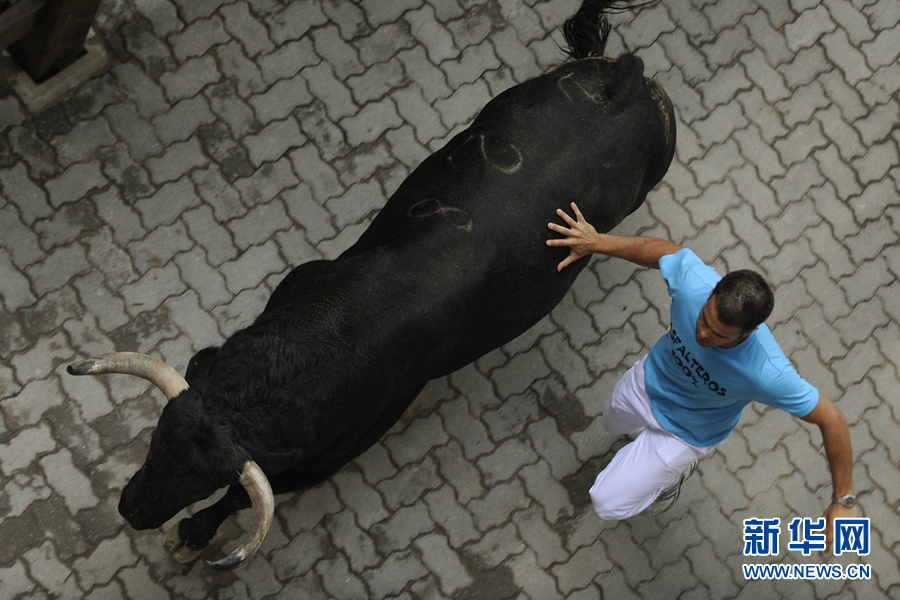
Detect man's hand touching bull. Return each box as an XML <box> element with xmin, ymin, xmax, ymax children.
<box><xmin>547</xmin><ymin>202</ymin><xmax>682</xmax><ymax>271</ymax></box>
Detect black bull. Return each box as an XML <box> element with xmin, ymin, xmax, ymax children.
<box><xmin>70</xmin><ymin>44</ymin><xmax>676</xmax><ymax>568</ymax></box>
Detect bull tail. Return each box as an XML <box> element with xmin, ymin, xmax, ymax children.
<box><xmin>562</xmin><ymin>0</ymin><xmax>652</xmax><ymax>59</ymax></box>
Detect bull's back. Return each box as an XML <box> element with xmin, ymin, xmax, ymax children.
<box><xmin>351</xmin><ymin>54</ymin><xmax>674</xmax><ymax>275</ymax></box>
<box><xmin>330</xmin><ymin>57</ymin><xmax>672</xmax><ymax>378</ymax></box>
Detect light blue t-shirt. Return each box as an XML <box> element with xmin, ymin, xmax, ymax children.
<box><xmin>644</xmin><ymin>249</ymin><xmax>819</xmax><ymax>447</ymax></box>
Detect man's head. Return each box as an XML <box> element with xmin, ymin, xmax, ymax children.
<box><xmin>695</xmin><ymin>270</ymin><xmax>774</xmax><ymax>348</ymax></box>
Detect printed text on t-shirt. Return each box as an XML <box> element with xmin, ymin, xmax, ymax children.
<box><xmin>669</xmin><ymin>327</ymin><xmax>728</xmax><ymax>396</ymax></box>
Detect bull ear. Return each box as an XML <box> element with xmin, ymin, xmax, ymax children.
<box><xmin>186</xmin><ymin>347</ymin><xmax>220</xmax><ymax>381</ymax></box>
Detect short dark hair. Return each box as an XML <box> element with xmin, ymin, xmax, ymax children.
<box><xmin>713</xmin><ymin>270</ymin><xmax>774</xmax><ymax>332</ymax></box>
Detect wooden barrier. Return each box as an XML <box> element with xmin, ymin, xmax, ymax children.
<box><xmin>0</xmin><ymin>0</ymin><xmax>102</xmax><ymax>82</ymax></box>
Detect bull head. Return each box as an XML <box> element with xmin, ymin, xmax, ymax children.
<box><xmin>68</xmin><ymin>352</ymin><xmax>274</xmax><ymax>569</ymax></box>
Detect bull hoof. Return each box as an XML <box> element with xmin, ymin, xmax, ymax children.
<box><xmin>163</xmin><ymin>524</ymin><xmax>201</xmax><ymax>564</ymax></box>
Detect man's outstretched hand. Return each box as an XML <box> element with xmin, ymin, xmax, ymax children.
<box><xmin>547</xmin><ymin>202</ymin><xmax>605</xmax><ymax>271</ymax></box>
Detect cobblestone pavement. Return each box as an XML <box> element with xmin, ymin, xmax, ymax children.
<box><xmin>1</xmin><ymin>0</ymin><xmax>899</xmax><ymax>598</ymax></box>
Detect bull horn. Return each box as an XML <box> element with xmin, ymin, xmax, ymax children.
<box><xmin>207</xmin><ymin>461</ymin><xmax>275</xmax><ymax>570</ymax></box>
<box><xmin>67</xmin><ymin>352</ymin><xmax>189</xmax><ymax>400</ymax></box>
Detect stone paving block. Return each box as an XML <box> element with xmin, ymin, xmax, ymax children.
<box><xmin>476</xmin><ymin>437</ymin><xmax>537</xmax><ymax>486</ymax></box>
<box><xmin>22</xmin><ymin>540</ymin><xmax>83</xmax><ymax>599</ymax></box>
<box><xmin>384</xmin><ymin>413</ymin><xmax>449</xmax><ymax>467</ymax></box>
<box><xmin>345</xmin><ymin>61</ymin><xmax>406</xmax><ymax>106</ymax></box>
<box><xmin>699</xmin><ymin>24</ymin><xmax>754</xmax><ymax>70</ymax></box>
<box><xmin>128</xmin><ymin>220</ymin><xmax>194</xmax><ymax>274</ymax></box>
<box><xmin>322</xmin><ymin>509</ymin><xmax>380</xmax><ymax>572</ymax></box>
<box><xmin>855</xmin><ymin>103</ymin><xmax>900</xmax><ymax>151</ymax></box>
<box><xmin>132</xmin><ymin>0</ymin><xmax>182</xmax><ymax>37</ymax></box>
<box><xmin>433</xmin><ymin>441</ymin><xmax>486</xmax><ymax>505</ymax></box>
<box><xmin>520</xmin><ymin>460</ymin><xmax>574</xmax><ymax>523</ymax></box>
<box><xmin>734</xmin><ymin>126</ymin><xmax>787</xmax><ymax>182</ymax></box>
<box><xmin>489</xmin><ymin>26</ymin><xmax>541</xmax><ymax>83</ymax></box>
<box><xmin>144</xmin><ymin>137</ymin><xmax>207</xmax><ymax>185</ymax></box>
<box><xmin>169</xmin><ymin>15</ymin><xmax>230</xmax><ymax>62</ymax></box>
<box><xmin>0</xmin><ymin>249</ymin><xmax>36</xmax><ymax>312</ymax></box>
<box><xmin>832</xmin><ymin>337</ymin><xmax>886</xmax><ymax>389</ymax></box>
<box><xmin>39</xmin><ymin>447</ymin><xmax>99</xmax><ymax>515</ymax></box>
<box><xmin>159</xmin><ymin>56</ymin><xmax>222</xmax><ymax>104</ymax></box>
<box><xmin>311</xmin><ymin>25</ymin><xmax>364</xmax><ymax>82</ymax></box>
<box><xmin>468</xmin><ymin>480</ymin><xmax>530</xmax><ymax>531</ymax></box>
<box><xmin>840</xmin><ymin>252</ymin><xmax>894</xmax><ymax>304</ymax></box>
<box><xmin>315</xmin><ymin>554</ymin><xmax>369</xmax><ymax>599</ymax></box>
<box><xmin>163</xmin><ymin>290</ymin><xmax>223</xmax><ymax>351</ymax></box>
<box><xmin>377</xmin><ymin>456</ymin><xmax>443</xmax><ymax>511</ymax></box>
<box><xmin>360</xmin><ymin>0</ymin><xmax>419</xmax><ymax>27</ymax></box>
<box><xmin>821</xmin><ymin>28</ymin><xmax>872</xmax><ymax>87</ymax></box>
<box><xmin>636</xmin><ymin>558</ymin><xmax>699</xmax><ymax>599</ymax></box>
<box><xmin>180</xmin><ymin>208</ymin><xmax>237</xmax><ymax>269</ymax></box>
<box><xmin>269</xmin><ymin>527</ymin><xmax>330</xmax><ymax>581</ymax></box>
<box><xmin>0</xmin><ymin>423</ymin><xmax>58</xmax><ymax>477</ymax></box>
<box><xmin>227</xmin><ymin>199</ymin><xmax>293</xmax><ymax>249</ymax></box>
<box><xmin>321</xmin><ymin>181</ymin><xmax>382</xmax><ymax>231</ymax></box>
<box><xmin>0</xmin><ymin>96</ymin><xmax>26</xmax><ymax>132</ymax></box>
<box><xmin>784</xmin><ymin>4</ymin><xmax>837</xmax><ymax>51</ymax></box>
<box><xmin>119</xmin><ymin>262</ymin><xmax>188</xmax><ymax>316</ymax></box>
<box><xmin>50</xmin><ymin>118</ymin><xmax>117</xmax><ymax>169</ymax></box>
<box><xmin>416</xmin><ymin>532</ymin><xmax>474</xmax><ymax>595</ymax></box>
<box><xmin>4</xmin><ymin>375</ymin><xmax>65</xmax><ymax>430</ymax></box>
<box><xmin>350</xmin><ymin>442</ymin><xmax>398</xmax><ymax>488</ymax></box>
<box><xmin>5</xmin><ymin>123</ymin><xmax>58</xmax><ymax>180</ymax></box>
<box><xmin>700</xmin><ymin>66</ymin><xmax>754</xmax><ymax>113</ymax></box>
<box><xmin>121</xmin><ymin>20</ymin><xmax>177</xmax><ymax>79</ymax></box>
<box><xmin>43</xmin><ymin>161</ymin><xmax>108</xmax><ymax>210</ymax></box>
<box><xmin>405</xmin><ymin>5</ymin><xmax>460</xmax><ymax>65</ymax></box>
<box><xmin>692</xmin><ymin>103</ymin><xmax>748</xmax><ymax>149</ymax></box>
<box><xmin>425</xmin><ymin>485</ymin><xmax>482</xmax><ymax>549</ymax></box>
<box><xmin>340</xmin><ymin>98</ymin><xmax>404</xmax><ymax>148</ymax></box>
<box><xmin>96</xmin><ymin>145</ymin><xmax>154</xmax><ymax>205</ymax></box>
<box><xmin>218</xmin><ymin>239</ymin><xmax>285</xmax><ymax>294</ymax></box>
<box><xmin>0</xmin><ymin>560</ymin><xmax>35</xmax><ymax>599</ymax></box>
<box><xmin>214</xmin><ymin>41</ymin><xmax>268</xmax><ymax>99</ymax></box>
<box><xmin>266</xmin><ymin>0</ymin><xmax>328</xmax><ymax>45</ymax></box>
<box><xmin>150</xmin><ymin>96</ymin><xmax>216</xmax><ymax>148</ymax></box>
<box><xmin>249</xmin><ymin>75</ymin><xmax>313</xmax><ymax>125</ymax></box>
<box><xmin>257</xmin><ymin>38</ymin><xmax>319</xmax><ymax>86</ymax></box>
<box><xmin>333</xmin><ymin>140</ymin><xmax>395</xmax><ymax>188</ymax></box>
<box><xmin>499</xmin><ymin>0</ymin><xmax>545</xmax><ymax>45</ymax></box>
<box><xmin>354</xmin><ymin>22</ymin><xmax>417</xmax><ymax>69</ymax></box>
<box><xmin>73</xmin><ymin>533</ymin><xmax>138</xmax><ymax>591</ymax></box>
<box><xmin>320</xmin><ymin>0</ymin><xmax>367</xmax><ymax>40</ymax></box>
<box><xmin>0</xmin><ymin>164</ymin><xmax>51</xmax><ymax>226</ymax></box>
<box><xmin>397</xmin><ymin>46</ymin><xmax>453</xmax><ymax>105</ymax></box>
<box><xmin>780</xmin><ymin>45</ymin><xmax>833</xmax><ymax>90</ymax></box>
<box><xmin>482</xmin><ymin>389</ymin><xmax>540</xmax><ymax>443</ymax></box>
<box><xmin>34</xmin><ymin>199</ymin><xmax>101</xmax><ymax>251</ymax></box>
<box><xmin>833</xmin><ymin>296</ymin><xmax>890</xmax><ymax>347</ymax></box>
<box><xmin>362</xmin><ymin>550</ymin><xmax>429</xmax><ymax>599</ymax></box>
<box><xmin>818</xmin><ymin>71</ymin><xmax>869</xmax><ymax>125</ymax></box>
<box><xmin>293</xmin><ymin>101</ymin><xmax>350</xmax><ymax>161</ymax></box>
<box><xmin>689</xmin><ymin>139</ymin><xmax>746</xmax><ymax>189</ymax></box>
<box><xmin>243</xmin><ymin>116</ymin><xmax>306</xmax><ymax>166</ymax></box>
<box><xmin>221</xmin><ymin>2</ymin><xmax>275</xmax><ymax>57</ymax></box>
<box><xmin>859</xmin><ymin>23</ymin><xmax>900</xmax><ymax>69</ymax></box>
<box><xmin>507</xmin><ymin>548</ymin><xmax>563</xmax><ymax>600</ymax></box>
<box><xmin>697</xmin><ymin>452</ymin><xmax>751</xmax><ymax>517</ymax></box>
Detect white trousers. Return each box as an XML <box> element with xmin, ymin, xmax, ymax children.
<box><xmin>589</xmin><ymin>355</ymin><xmax>712</xmax><ymax>520</ymax></box>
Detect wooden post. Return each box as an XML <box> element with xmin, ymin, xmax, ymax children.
<box><xmin>6</xmin><ymin>0</ymin><xmax>103</xmax><ymax>82</ymax></box>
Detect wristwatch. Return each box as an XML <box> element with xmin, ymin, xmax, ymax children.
<box><xmin>832</xmin><ymin>494</ymin><xmax>857</xmax><ymax>508</ymax></box>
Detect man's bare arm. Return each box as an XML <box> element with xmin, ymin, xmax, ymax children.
<box><xmin>800</xmin><ymin>393</ymin><xmax>857</xmax><ymax>552</ymax></box>
<box><xmin>547</xmin><ymin>203</ymin><xmax>682</xmax><ymax>271</ymax></box>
